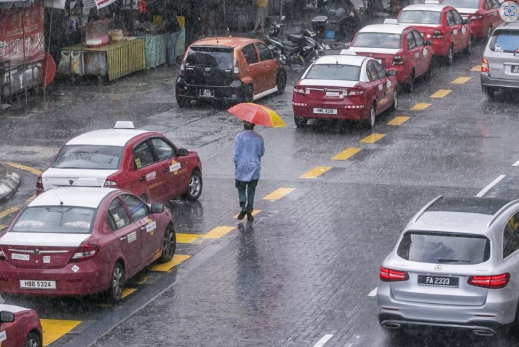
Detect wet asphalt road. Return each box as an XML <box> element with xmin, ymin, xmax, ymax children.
<box><xmin>1</xmin><ymin>39</ymin><xmax>519</xmax><ymax>347</ymax></box>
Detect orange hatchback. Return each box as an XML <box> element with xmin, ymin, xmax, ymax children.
<box><xmin>176</xmin><ymin>37</ymin><xmax>287</xmax><ymax>107</ymax></box>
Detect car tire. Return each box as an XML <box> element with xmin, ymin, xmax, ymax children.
<box><xmin>176</xmin><ymin>96</ymin><xmax>190</xmax><ymax>108</ymax></box>
<box><xmin>106</xmin><ymin>262</ymin><xmax>124</xmax><ymax>304</ymax></box>
<box><xmin>483</xmin><ymin>86</ymin><xmax>495</xmax><ymax>98</ymax></box>
<box><xmin>464</xmin><ymin>35</ymin><xmax>473</xmax><ymax>55</ymax></box>
<box><xmin>390</xmin><ymin>89</ymin><xmax>398</xmax><ymax>112</ymax></box>
<box><xmin>23</xmin><ymin>332</ymin><xmax>41</xmax><ymax>347</ymax></box>
<box><xmin>294</xmin><ymin>116</ymin><xmax>308</xmax><ymax>128</ymax></box>
<box><xmin>404</xmin><ymin>71</ymin><xmax>414</xmax><ymax>93</ymax></box>
<box><xmin>240</xmin><ymin>84</ymin><xmax>254</xmax><ymax>103</ymax></box>
<box><xmin>159</xmin><ymin>224</ymin><xmax>176</xmax><ymax>263</ymax></box>
<box><xmin>183</xmin><ymin>170</ymin><xmax>202</xmax><ymax>201</ymax></box>
<box><xmin>362</xmin><ymin>104</ymin><xmax>376</xmax><ymax>129</ymax></box>
<box><xmin>276</xmin><ymin>70</ymin><xmax>287</xmax><ymax>95</ymax></box>
<box><xmin>445</xmin><ymin>44</ymin><xmax>454</xmax><ymax>66</ymax></box>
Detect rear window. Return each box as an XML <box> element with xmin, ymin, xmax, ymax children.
<box><xmin>489</xmin><ymin>30</ymin><xmax>519</xmax><ymax>53</ymax></box>
<box><xmin>398</xmin><ymin>10</ymin><xmax>441</xmax><ymax>24</ymax></box>
<box><xmin>52</xmin><ymin>145</ymin><xmax>123</xmax><ymax>170</ymax></box>
<box><xmin>11</xmin><ymin>207</ymin><xmax>96</xmax><ymax>234</ymax></box>
<box><xmin>442</xmin><ymin>0</ymin><xmax>480</xmax><ymax>8</ymax></box>
<box><xmin>351</xmin><ymin>33</ymin><xmax>402</xmax><ymax>49</ymax></box>
<box><xmin>397</xmin><ymin>231</ymin><xmax>490</xmax><ymax>264</ymax></box>
<box><xmin>305</xmin><ymin>64</ymin><xmax>360</xmax><ymax>81</ymax></box>
<box><xmin>186</xmin><ymin>47</ymin><xmax>234</xmax><ymax>69</ymax></box>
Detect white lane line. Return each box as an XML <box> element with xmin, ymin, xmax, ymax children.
<box><xmin>513</xmin><ymin>159</ymin><xmax>519</xmax><ymax>167</ymax></box>
<box><xmin>476</xmin><ymin>175</ymin><xmax>506</xmax><ymax>197</ymax></box>
<box><xmin>313</xmin><ymin>334</ymin><xmax>334</xmax><ymax>347</ymax></box>
<box><xmin>368</xmin><ymin>287</ymin><xmax>378</xmax><ymax>297</ymax></box>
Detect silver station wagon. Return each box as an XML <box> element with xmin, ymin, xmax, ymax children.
<box><xmin>377</xmin><ymin>196</ymin><xmax>519</xmax><ymax>337</ymax></box>
<box><xmin>481</xmin><ymin>21</ymin><xmax>519</xmax><ymax>98</ymax></box>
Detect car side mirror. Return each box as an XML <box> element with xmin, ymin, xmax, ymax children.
<box><xmin>386</xmin><ymin>69</ymin><xmax>397</xmax><ymax>76</ymax></box>
<box><xmin>150</xmin><ymin>204</ymin><xmax>164</xmax><ymax>214</ymax></box>
<box><xmin>425</xmin><ymin>39</ymin><xmax>433</xmax><ymax>45</ymax></box>
<box><xmin>463</xmin><ymin>18</ymin><xmax>471</xmax><ymax>24</ymax></box>
<box><xmin>0</xmin><ymin>311</ymin><xmax>14</xmax><ymax>323</ymax></box>
<box><xmin>178</xmin><ymin>148</ymin><xmax>189</xmax><ymax>156</ymax></box>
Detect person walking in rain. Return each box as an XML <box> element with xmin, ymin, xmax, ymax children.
<box><xmin>252</xmin><ymin>0</ymin><xmax>268</xmax><ymax>33</ymax></box>
<box><xmin>233</xmin><ymin>121</ymin><xmax>265</xmax><ymax>222</ymax></box>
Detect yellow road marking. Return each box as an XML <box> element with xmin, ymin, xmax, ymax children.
<box><xmin>121</xmin><ymin>288</ymin><xmax>137</xmax><ymax>299</ymax></box>
<box><xmin>176</xmin><ymin>233</ymin><xmax>202</xmax><ymax>243</ymax></box>
<box><xmin>471</xmin><ymin>65</ymin><xmax>481</xmax><ymax>72</ymax></box>
<box><xmin>430</xmin><ymin>89</ymin><xmax>452</xmax><ymax>98</ymax></box>
<box><xmin>151</xmin><ymin>254</ymin><xmax>191</xmax><ymax>272</ymax></box>
<box><xmin>331</xmin><ymin>147</ymin><xmax>361</xmax><ymax>161</ymax></box>
<box><xmin>452</xmin><ymin>77</ymin><xmax>471</xmax><ymax>84</ymax></box>
<box><xmin>263</xmin><ymin>188</ymin><xmax>295</xmax><ymax>201</ymax></box>
<box><xmin>25</xmin><ymin>195</ymin><xmax>36</xmax><ymax>204</ymax></box>
<box><xmin>0</xmin><ymin>225</ymin><xmax>5</xmax><ymax>230</ymax></box>
<box><xmin>387</xmin><ymin>116</ymin><xmax>410</xmax><ymax>125</ymax></box>
<box><xmin>136</xmin><ymin>275</ymin><xmax>150</xmax><ymax>285</ymax></box>
<box><xmin>233</xmin><ymin>210</ymin><xmax>261</xmax><ymax>219</ymax></box>
<box><xmin>202</xmin><ymin>226</ymin><xmax>235</xmax><ymax>239</ymax></box>
<box><xmin>0</xmin><ymin>205</ymin><xmax>22</xmax><ymax>220</ymax></box>
<box><xmin>5</xmin><ymin>162</ymin><xmax>41</xmax><ymax>175</ymax></box>
<box><xmin>410</xmin><ymin>103</ymin><xmax>431</xmax><ymax>111</ymax></box>
<box><xmin>299</xmin><ymin>166</ymin><xmax>332</xmax><ymax>179</ymax></box>
<box><xmin>41</xmin><ymin>319</ymin><xmax>81</xmax><ymax>346</ymax></box>
<box><xmin>360</xmin><ymin>133</ymin><xmax>385</xmax><ymax>144</ymax></box>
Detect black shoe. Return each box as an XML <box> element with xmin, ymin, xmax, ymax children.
<box><xmin>237</xmin><ymin>211</ymin><xmax>247</xmax><ymax>220</ymax></box>
<box><xmin>247</xmin><ymin>213</ymin><xmax>254</xmax><ymax>222</ymax></box>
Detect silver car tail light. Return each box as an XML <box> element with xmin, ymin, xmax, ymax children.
<box><xmin>380</xmin><ymin>266</ymin><xmax>409</xmax><ymax>282</ymax></box>
<box><xmin>467</xmin><ymin>273</ymin><xmax>510</xmax><ymax>289</ymax></box>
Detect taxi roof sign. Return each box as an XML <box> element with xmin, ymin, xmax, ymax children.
<box><xmin>383</xmin><ymin>19</ymin><xmax>399</xmax><ymax>24</ymax></box>
<box><xmin>114</xmin><ymin>121</ymin><xmax>135</xmax><ymax>129</ymax></box>
<box><xmin>340</xmin><ymin>49</ymin><xmax>357</xmax><ymax>55</ymax></box>
<box><xmin>424</xmin><ymin>0</ymin><xmax>440</xmax><ymax>4</ymax></box>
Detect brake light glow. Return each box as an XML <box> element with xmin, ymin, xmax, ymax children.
<box><xmin>233</xmin><ymin>58</ymin><xmax>240</xmax><ymax>79</ymax></box>
<box><xmin>36</xmin><ymin>175</ymin><xmax>44</xmax><ymax>195</ymax></box>
<box><xmin>481</xmin><ymin>58</ymin><xmax>489</xmax><ymax>72</ymax></box>
<box><xmin>0</xmin><ymin>250</ymin><xmax>6</xmax><ymax>261</ymax></box>
<box><xmin>179</xmin><ymin>59</ymin><xmax>186</xmax><ymax>77</ymax></box>
<box><xmin>432</xmin><ymin>30</ymin><xmax>443</xmax><ymax>39</ymax></box>
<box><xmin>380</xmin><ymin>267</ymin><xmax>409</xmax><ymax>282</ymax></box>
<box><xmin>468</xmin><ymin>273</ymin><xmax>510</xmax><ymax>289</ymax></box>
<box><xmin>392</xmin><ymin>55</ymin><xmax>404</xmax><ymax>65</ymax></box>
<box><xmin>70</xmin><ymin>244</ymin><xmax>100</xmax><ymax>263</ymax></box>
<box><xmin>104</xmin><ymin>180</ymin><xmax>119</xmax><ymax>187</ymax></box>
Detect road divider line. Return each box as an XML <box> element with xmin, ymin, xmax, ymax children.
<box><xmin>176</xmin><ymin>233</ymin><xmax>202</xmax><ymax>244</ymax></box>
<box><xmin>451</xmin><ymin>77</ymin><xmax>471</xmax><ymax>84</ymax></box>
<box><xmin>263</xmin><ymin>187</ymin><xmax>295</xmax><ymax>201</ymax></box>
<box><xmin>360</xmin><ymin>133</ymin><xmax>385</xmax><ymax>144</ymax></box>
<box><xmin>368</xmin><ymin>287</ymin><xmax>378</xmax><ymax>297</ymax></box>
<box><xmin>5</xmin><ymin>162</ymin><xmax>41</xmax><ymax>175</ymax></box>
<box><xmin>387</xmin><ymin>116</ymin><xmax>410</xmax><ymax>126</ymax></box>
<box><xmin>409</xmin><ymin>103</ymin><xmax>431</xmax><ymax>111</ymax></box>
<box><xmin>151</xmin><ymin>254</ymin><xmax>191</xmax><ymax>272</ymax></box>
<box><xmin>313</xmin><ymin>334</ymin><xmax>334</xmax><ymax>347</ymax></box>
<box><xmin>0</xmin><ymin>205</ymin><xmax>22</xmax><ymax>220</ymax></box>
<box><xmin>430</xmin><ymin>89</ymin><xmax>452</xmax><ymax>98</ymax></box>
<box><xmin>476</xmin><ymin>175</ymin><xmax>506</xmax><ymax>197</ymax></box>
<box><xmin>471</xmin><ymin>65</ymin><xmax>481</xmax><ymax>72</ymax></box>
<box><xmin>234</xmin><ymin>209</ymin><xmax>261</xmax><ymax>219</ymax></box>
<box><xmin>299</xmin><ymin>166</ymin><xmax>332</xmax><ymax>179</ymax></box>
<box><xmin>331</xmin><ymin>147</ymin><xmax>361</xmax><ymax>161</ymax></box>
<box><xmin>40</xmin><ymin>319</ymin><xmax>82</xmax><ymax>346</ymax></box>
<box><xmin>201</xmin><ymin>226</ymin><xmax>236</xmax><ymax>239</ymax></box>
<box><xmin>512</xmin><ymin>158</ymin><xmax>519</xmax><ymax>167</ymax></box>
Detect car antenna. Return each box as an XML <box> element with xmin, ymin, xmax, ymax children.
<box><xmin>54</xmin><ymin>192</ymin><xmax>64</xmax><ymax>206</ymax></box>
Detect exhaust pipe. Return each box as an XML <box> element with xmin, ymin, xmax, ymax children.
<box><xmin>474</xmin><ymin>330</ymin><xmax>494</xmax><ymax>337</ymax></box>
<box><xmin>383</xmin><ymin>322</ymin><xmax>401</xmax><ymax>329</ymax></box>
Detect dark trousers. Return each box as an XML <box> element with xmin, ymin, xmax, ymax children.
<box><xmin>235</xmin><ymin>179</ymin><xmax>258</xmax><ymax>213</ymax></box>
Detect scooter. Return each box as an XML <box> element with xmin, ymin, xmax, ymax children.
<box><xmin>312</xmin><ymin>0</ymin><xmax>363</xmax><ymax>39</ymax></box>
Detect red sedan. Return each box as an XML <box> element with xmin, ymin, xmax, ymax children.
<box><xmin>0</xmin><ymin>305</ymin><xmax>42</xmax><ymax>347</ymax></box>
<box><xmin>292</xmin><ymin>53</ymin><xmax>398</xmax><ymax>129</ymax></box>
<box><xmin>397</xmin><ymin>4</ymin><xmax>473</xmax><ymax>64</ymax></box>
<box><xmin>36</xmin><ymin>121</ymin><xmax>203</xmax><ymax>204</ymax></box>
<box><xmin>441</xmin><ymin>0</ymin><xmax>503</xmax><ymax>38</ymax></box>
<box><xmin>0</xmin><ymin>187</ymin><xmax>176</xmax><ymax>302</ymax></box>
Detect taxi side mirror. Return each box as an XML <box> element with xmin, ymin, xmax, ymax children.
<box><xmin>0</xmin><ymin>311</ymin><xmax>14</xmax><ymax>323</ymax></box>
<box><xmin>463</xmin><ymin>18</ymin><xmax>471</xmax><ymax>24</ymax></box>
<box><xmin>178</xmin><ymin>148</ymin><xmax>189</xmax><ymax>156</ymax></box>
<box><xmin>425</xmin><ymin>39</ymin><xmax>433</xmax><ymax>45</ymax></box>
<box><xmin>386</xmin><ymin>69</ymin><xmax>397</xmax><ymax>76</ymax></box>
<box><xmin>150</xmin><ymin>204</ymin><xmax>164</xmax><ymax>214</ymax></box>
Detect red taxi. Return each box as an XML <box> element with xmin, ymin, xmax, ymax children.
<box><xmin>441</xmin><ymin>0</ymin><xmax>503</xmax><ymax>38</ymax></box>
<box><xmin>397</xmin><ymin>5</ymin><xmax>473</xmax><ymax>64</ymax></box>
<box><xmin>36</xmin><ymin>121</ymin><xmax>203</xmax><ymax>204</ymax></box>
<box><xmin>348</xmin><ymin>24</ymin><xmax>434</xmax><ymax>92</ymax></box>
<box><xmin>0</xmin><ymin>187</ymin><xmax>176</xmax><ymax>303</ymax></box>
<box><xmin>0</xmin><ymin>305</ymin><xmax>42</xmax><ymax>347</ymax></box>
<box><xmin>292</xmin><ymin>52</ymin><xmax>398</xmax><ymax>129</ymax></box>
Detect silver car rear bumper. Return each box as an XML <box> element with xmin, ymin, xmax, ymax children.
<box><xmin>380</xmin><ymin>319</ymin><xmax>498</xmax><ymax>336</ymax></box>
<box><xmin>481</xmin><ymin>73</ymin><xmax>519</xmax><ymax>89</ymax></box>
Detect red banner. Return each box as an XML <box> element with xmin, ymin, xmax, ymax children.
<box><xmin>0</xmin><ymin>3</ymin><xmax>45</xmax><ymax>68</ymax></box>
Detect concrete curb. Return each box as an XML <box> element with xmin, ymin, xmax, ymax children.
<box><xmin>0</xmin><ymin>163</ymin><xmax>22</xmax><ymax>205</ymax></box>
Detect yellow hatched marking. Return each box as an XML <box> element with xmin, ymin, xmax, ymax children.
<box><xmin>5</xmin><ymin>162</ymin><xmax>42</xmax><ymax>175</ymax></box>
<box><xmin>263</xmin><ymin>187</ymin><xmax>295</xmax><ymax>201</ymax></box>
<box><xmin>136</xmin><ymin>275</ymin><xmax>150</xmax><ymax>285</ymax></box>
<box><xmin>0</xmin><ymin>206</ymin><xmax>22</xmax><ymax>220</ymax></box>
<box><xmin>409</xmin><ymin>103</ymin><xmax>431</xmax><ymax>111</ymax></box>
<box><xmin>151</xmin><ymin>254</ymin><xmax>191</xmax><ymax>272</ymax></box>
<box><xmin>451</xmin><ymin>77</ymin><xmax>471</xmax><ymax>84</ymax></box>
<box><xmin>0</xmin><ymin>225</ymin><xmax>5</xmax><ymax>230</ymax></box>
<box><xmin>471</xmin><ymin>65</ymin><xmax>481</xmax><ymax>72</ymax></box>
<box><xmin>121</xmin><ymin>288</ymin><xmax>137</xmax><ymax>299</ymax></box>
<box><xmin>360</xmin><ymin>133</ymin><xmax>386</xmax><ymax>144</ymax></box>
<box><xmin>299</xmin><ymin>166</ymin><xmax>332</xmax><ymax>179</ymax></box>
<box><xmin>387</xmin><ymin>116</ymin><xmax>410</xmax><ymax>126</ymax></box>
<box><xmin>25</xmin><ymin>195</ymin><xmax>36</xmax><ymax>204</ymax></box>
<box><xmin>430</xmin><ymin>89</ymin><xmax>452</xmax><ymax>98</ymax></box>
<box><xmin>177</xmin><ymin>233</ymin><xmax>202</xmax><ymax>243</ymax></box>
<box><xmin>41</xmin><ymin>319</ymin><xmax>81</xmax><ymax>346</ymax></box>
<box><xmin>202</xmin><ymin>226</ymin><xmax>235</xmax><ymax>239</ymax></box>
<box><xmin>331</xmin><ymin>147</ymin><xmax>361</xmax><ymax>161</ymax></box>
<box><xmin>234</xmin><ymin>210</ymin><xmax>261</xmax><ymax>219</ymax></box>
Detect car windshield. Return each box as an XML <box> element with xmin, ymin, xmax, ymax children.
<box><xmin>397</xmin><ymin>231</ymin><xmax>490</xmax><ymax>264</ymax></box>
<box><xmin>489</xmin><ymin>30</ymin><xmax>519</xmax><ymax>53</ymax></box>
<box><xmin>186</xmin><ymin>47</ymin><xmax>234</xmax><ymax>69</ymax></box>
<box><xmin>11</xmin><ymin>206</ymin><xmax>96</xmax><ymax>234</ymax></box>
<box><xmin>351</xmin><ymin>33</ymin><xmax>402</xmax><ymax>49</ymax></box>
<box><xmin>304</xmin><ymin>64</ymin><xmax>360</xmax><ymax>81</ymax></box>
<box><xmin>52</xmin><ymin>145</ymin><xmax>123</xmax><ymax>170</ymax></box>
<box><xmin>398</xmin><ymin>10</ymin><xmax>441</xmax><ymax>24</ymax></box>
<box><xmin>442</xmin><ymin>0</ymin><xmax>480</xmax><ymax>8</ymax></box>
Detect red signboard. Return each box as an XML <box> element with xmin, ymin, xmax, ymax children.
<box><xmin>0</xmin><ymin>3</ymin><xmax>45</xmax><ymax>68</ymax></box>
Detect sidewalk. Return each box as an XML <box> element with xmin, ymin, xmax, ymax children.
<box><xmin>0</xmin><ymin>163</ymin><xmax>21</xmax><ymax>205</ymax></box>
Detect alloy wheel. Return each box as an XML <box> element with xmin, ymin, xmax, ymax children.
<box><xmin>189</xmin><ymin>175</ymin><xmax>201</xmax><ymax>197</ymax></box>
<box><xmin>112</xmin><ymin>265</ymin><xmax>123</xmax><ymax>300</ymax></box>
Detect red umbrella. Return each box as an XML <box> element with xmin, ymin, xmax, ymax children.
<box><xmin>227</xmin><ymin>103</ymin><xmax>286</xmax><ymax>128</ymax></box>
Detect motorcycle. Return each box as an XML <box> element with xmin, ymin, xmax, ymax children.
<box><xmin>312</xmin><ymin>0</ymin><xmax>363</xmax><ymax>39</ymax></box>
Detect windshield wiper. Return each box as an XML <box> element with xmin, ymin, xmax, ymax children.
<box><xmin>437</xmin><ymin>258</ymin><xmax>471</xmax><ymax>263</ymax></box>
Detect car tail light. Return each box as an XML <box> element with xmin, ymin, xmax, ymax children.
<box><xmin>392</xmin><ymin>55</ymin><xmax>404</xmax><ymax>65</ymax></box>
<box><xmin>0</xmin><ymin>249</ymin><xmax>6</xmax><ymax>261</ymax></box>
<box><xmin>347</xmin><ymin>88</ymin><xmax>364</xmax><ymax>96</ymax></box>
<box><xmin>468</xmin><ymin>273</ymin><xmax>510</xmax><ymax>289</ymax></box>
<box><xmin>104</xmin><ymin>180</ymin><xmax>119</xmax><ymax>188</ymax></box>
<box><xmin>294</xmin><ymin>86</ymin><xmax>305</xmax><ymax>95</ymax></box>
<box><xmin>380</xmin><ymin>267</ymin><xmax>409</xmax><ymax>282</ymax></box>
<box><xmin>70</xmin><ymin>244</ymin><xmax>100</xmax><ymax>263</ymax></box>
<box><xmin>179</xmin><ymin>59</ymin><xmax>186</xmax><ymax>77</ymax></box>
<box><xmin>432</xmin><ymin>30</ymin><xmax>443</xmax><ymax>39</ymax></box>
<box><xmin>36</xmin><ymin>175</ymin><xmax>44</xmax><ymax>195</ymax></box>
<box><xmin>469</xmin><ymin>14</ymin><xmax>483</xmax><ymax>20</ymax></box>
<box><xmin>481</xmin><ymin>58</ymin><xmax>489</xmax><ymax>72</ymax></box>
<box><xmin>233</xmin><ymin>58</ymin><xmax>240</xmax><ymax>79</ymax></box>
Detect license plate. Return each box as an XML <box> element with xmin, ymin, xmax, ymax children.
<box><xmin>325</xmin><ymin>91</ymin><xmax>340</xmax><ymax>97</ymax></box>
<box><xmin>512</xmin><ymin>65</ymin><xmax>519</xmax><ymax>73</ymax></box>
<box><xmin>418</xmin><ymin>275</ymin><xmax>459</xmax><ymax>287</ymax></box>
<box><xmin>313</xmin><ymin>108</ymin><xmax>337</xmax><ymax>114</ymax></box>
<box><xmin>20</xmin><ymin>280</ymin><xmax>56</xmax><ymax>290</ymax></box>
<box><xmin>376</xmin><ymin>59</ymin><xmax>382</xmax><ymax>64</ymax></box>
<box><xmin>200</xmin><ymin>89</ymin><xmax>213</xmax><ymax>97</ymax></box>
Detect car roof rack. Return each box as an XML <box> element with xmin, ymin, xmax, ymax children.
<box><xmin>485</xmin><ymin>199</ymin><xmax>519</xmax><ymax>228</ymax></box>
<box><xmin>411</xmin><ymin>195</ymin><xmax>443</xmax><ymax>223</ymax></box>
<box><xmin>114</xmin><ymin>121</ymin><xmax>135</xmax><ymax>129</ymax></box>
